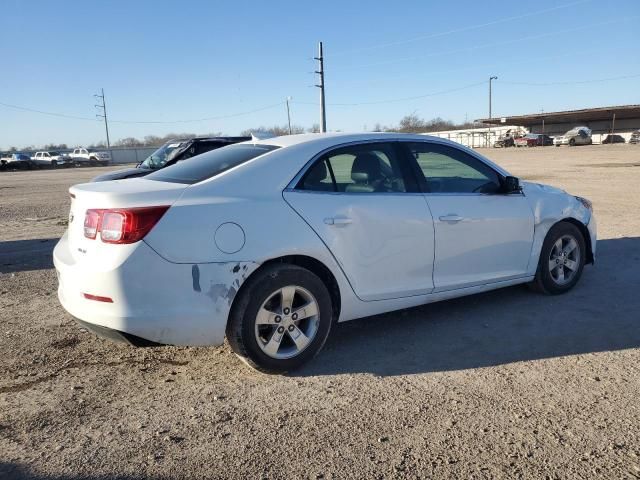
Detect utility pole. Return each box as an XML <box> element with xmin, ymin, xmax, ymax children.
<box><xmin>94</xmin><ymin>88</ymin><xmax>111</xmax><ymax>149</ymax></box>
<box><xmin>611</xmin><ymin>112</ymin><xmax>616</xmax><ymax>138</ymax></box>
<box><xmin>488</xmin><ymin>76</ymin><xmax>498</xmax><ymax>148</ymax></box>
<box><xmin>315</xmin><ymin>41</ymin><xmax>327</xmax><ymax>133</ymax></box>
<box><xmin>286</xmin><ymin>97</ymin><xmax>292</xmax><ymax>135</ymax></box>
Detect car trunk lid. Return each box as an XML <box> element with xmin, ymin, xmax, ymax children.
<box><xmin>67</xmin><ymin>178</ymin><xmax>187</xmax><ymax>267</ymax></box>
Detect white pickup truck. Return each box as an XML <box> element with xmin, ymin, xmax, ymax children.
<box><xmin>31</xmin><ymin>151</ymin><xmax>72</xmax><ymax>167</ymax></box>
<box><xmin>69</xmin><ymin>147</ymin><xmax>111</xmax><ymax>166</ymax></box>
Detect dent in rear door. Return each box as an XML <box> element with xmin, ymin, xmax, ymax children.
<box><xmin>284</xmin><ymin>190</ymin><xmax>435</xmax><ymax>301</ymax></box>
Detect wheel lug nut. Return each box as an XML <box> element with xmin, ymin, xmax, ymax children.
<box><xmin>288</xmin><ymin>325</ymin><xmax>295</xmax><ymax>332</ymax></box>
<box><xmin>292</xmin><ymin>313</ymin><xmax>298</xmax><ymax>320</ymax></box>
<box><xmin>277</xmin><ymin>326</ymin><xmax>285</xmax><ymax>334</ymax></box>
<box><xmin>275</xmin><ymin>316</ymin><xmax>282</xmax><ymax>323</ymax></box>
<box><xmin>283</xmin><ymin>308</ymin><xmax>290</xmax><ymax>315</ymax></box>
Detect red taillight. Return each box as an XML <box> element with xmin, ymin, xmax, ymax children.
<box><xmin>83</xmin><ymin>206</ymin><xmax>169</xmax><ymax>244</ymax></box>
<box><xmin>84</xmin><ymin>209</ymin><xmax>103</xmax><ymax>239</ymax></box>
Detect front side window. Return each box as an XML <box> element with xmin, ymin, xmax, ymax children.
<box><xmin>299</xmin><ymin>143</ymin><xmax>411</xmax><ymax>193</ymax></box>
<box><xmin>407</xmin><ymin>142</ymin><xmax>501</xmax><ymax>194</ymax></box>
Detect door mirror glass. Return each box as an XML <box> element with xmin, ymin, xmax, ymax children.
<box><xmin>503</xmin><ymin>176</ymin><xmax>521</xmax><ymax>193</ymax></box>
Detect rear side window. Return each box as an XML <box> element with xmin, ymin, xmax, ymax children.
<box><xmin>146</xmin><ymin>144</ymin><xmax>279</xmax><ymax>184</ymax></box>
<box><xmin>298</xmin><ymin>142</ymin><xmax>415</xmax><ymax>193</ymax></box>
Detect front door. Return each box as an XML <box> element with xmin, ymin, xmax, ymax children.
<box><xmin>284</xmin><ymin>142</ymin><xmax>435</xmax><ymax>301</ymax></box>
<box><xmin>403</xmin><ymin>142</ymin><xmax>534</xmax><ymax>291</ymax></box>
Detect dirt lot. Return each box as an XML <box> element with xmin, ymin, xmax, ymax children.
<box><xmin>1</xmin><ymin>145</ymin><xmax>639</xmax><ymax>479</ymax></box>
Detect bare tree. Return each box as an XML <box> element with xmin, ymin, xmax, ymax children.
<box><xmin>383</xmin><ymin>114</ymin><xmax>476</xmax><ymax>133</ymax></box>
<box><xmin>241</xmin><ymin>125</ymin><xmax>304</xmax><ymax>136</ymax></box>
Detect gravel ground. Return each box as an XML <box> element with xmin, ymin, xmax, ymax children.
<box><xmin>1</xmin><ymin>145</ymin><xmax>640</xmax><ymax>479</ymax></box>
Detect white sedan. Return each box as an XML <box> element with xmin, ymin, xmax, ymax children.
<box><xmin>54</xmin><ymin>133</ymin><xmax>596</xmax><ymax>372</ymax></box>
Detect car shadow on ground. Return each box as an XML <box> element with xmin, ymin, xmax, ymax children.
<box><xmin>0</xmin><ymin>462</ymin><xmax>159</xmax><ymax>480</ymax></box>
<box><xmin>299</xmin><ymin>237</ymin><xmax>640</xmax><ymax>377</ymax></box>
<box><xmin>0</xmin><ymin>238</ymin><xmax>57</xmax><ymax>274</ymax></box>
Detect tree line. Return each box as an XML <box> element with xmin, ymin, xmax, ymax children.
<box><xmin>2</xmin><ymin>115</ymin><xmax>478</xmax><ymax>152</ymax></box>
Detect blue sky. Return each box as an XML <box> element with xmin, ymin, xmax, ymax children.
<box><xmin>1</xmin><ymin>0</ymin><xmax>638</xmax><ymax>149</ymax></box>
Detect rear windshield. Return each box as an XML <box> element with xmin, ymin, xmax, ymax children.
<box><xmin>145</xmin><ymin>143</ymin><xmax>279</xmax><ymax>184</ymax></box>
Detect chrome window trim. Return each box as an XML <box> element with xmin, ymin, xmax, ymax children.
<box><xmin>286</xmin><ymin>137</ymin><xmax>513</xmax><ymax>193</ymax></box>
<box><xmin>286</xmin><ymin>139</ymin><xmax>410</xmax><ymax>191</ymax></box>
<box><xmin>283</xmin><ymin>188</ymin><xmax>426</xmax><ymax>197</ymax></box>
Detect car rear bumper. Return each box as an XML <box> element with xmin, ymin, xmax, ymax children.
<box><xmin>53</xmin><ymin>231</ymin><xmax>258</xmax><ymax>346</ymax></box>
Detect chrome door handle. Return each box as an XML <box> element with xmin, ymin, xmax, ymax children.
<box><xmin>439</xmin><ymin>214</ymin><xmax>464</xmax><ymax>223</ymax></box>
<box><xmin>324</xmin><ymin>217</ymin><xmax>353</xmax><ymax>226</ymax></box>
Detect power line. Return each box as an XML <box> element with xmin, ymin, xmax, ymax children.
<box><xmin>2</xmin><ymin>72</ymin><xmax>638</xmax><ymax>124</ymax></box>
<box><xmin>331</xmin><ymin>0</ymin><xmax>591</xmax><ymax>57</ymax></box>
<box><xmin>500</xmin><ymin>73</ymin><xmax>640</xmax><ymax>86</ymax></box>
<box><xmin>292</xmin><ymin>71</ymin><xmax>640</xmax><ymax>108</ymax></box>
<box><xmin>331</xmin><ymin>48</ymin><xmax>610</xmax><ymax>89</ymax></box>
<box><xmin>0</xmin><ymin>100</ymin><xmax>286</xmax><ymax>124</ymax></box>
<box><xmin>293</xmin><ymin>80</ymin><xmax>488</xmax><ymax>107</ymax></box>
<box><xmin>341</xmin><ymin>16</ymin><xmax>639</xmax><ymax>70</ymax></box>
<box><xmin>109</xmin><ymin>101</ymin><xmax>286</xmax><ymax>124</ymax></box>
<box><xmin>0</xmin><ymin>101</ymin><xmax>98</xmax><ymax>121</ymax></box>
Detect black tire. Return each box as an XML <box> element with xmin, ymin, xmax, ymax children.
<box><xmin>226</xmin><ymin>264</ymin><xmax>333</xmax><ymax>374</ymax></box>
<box><xmin>51</xmin><ymin>160</ymin><xmax>58</xmax><ymax>168</ymax></box>
<box><xmin>569</xmin><ymin>138</ymin><xmax>576</xmax><ymax>147</ymax></box>
<box><xmin>530</xmin><ymin>221</ymin><xmax>586</xmax><ymax>295</ymax></box>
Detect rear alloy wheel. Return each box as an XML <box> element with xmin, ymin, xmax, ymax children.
<box><xmin>226</xmin><ymin>264</ymin><xmax>333</xmax><ymax>373</ymax></box>
<box><xmin>531</xmin><ymin>222</ymin><xmax>586</xmax><ymax>294</ymax></box>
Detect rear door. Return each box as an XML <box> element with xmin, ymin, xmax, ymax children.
<box><xmin>284</xmin><ymin>141</ymin><xmax>435</xmax><ymax>301</ymax></box>
<box><xmin>402</xmin><ymin>141</ymin><xmax>534</xmax><ymax>291</ymax></box>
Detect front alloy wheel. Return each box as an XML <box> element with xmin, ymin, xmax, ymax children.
<box><xmin>531</xmin><ymin>221</ymin><xmax>586</xmax><ymax>294</ymax></box>
<box><xmin>548</xmin><ymin>235</ymin><xmax>581</xmax><ymax>286</ymax></box>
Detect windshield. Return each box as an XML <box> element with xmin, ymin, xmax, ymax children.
<box><xmin>140</xmin><ymin>141</ymin><xmax>185</xmax><ymax>169</ymax></box>
<box><xmin>146</xmin><ymin>143</ymin><xmax>280</xmax><ymax>184</ymax></box>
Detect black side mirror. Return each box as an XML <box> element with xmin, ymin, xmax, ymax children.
<box><xmin>503</xmin><ymin>176</ymin><xmax>521</xmax><ymax>193</ymax></box>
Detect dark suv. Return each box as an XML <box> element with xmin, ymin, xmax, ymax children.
<box><xmin>92</xmin><ymin>136</ymin><xmax>251</xmax><ymax>182</ymax></box>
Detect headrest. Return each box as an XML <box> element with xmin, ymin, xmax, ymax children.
<box><xmin>351</xmin><ymin>153</ymin><xmax>382</xmax><ymax>182</ymax></box>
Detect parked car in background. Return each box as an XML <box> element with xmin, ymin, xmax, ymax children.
<box><xmin>602</xmin><ymin>134</ymin><xmax>626</xmax><ymax>144</ymax></box>
<box><xmin>0</xmin><ymin>153</ymin><xmax>11</xmax><ymax>168</ymax></box>
<box><xmin>1</xmin><ymin>153</ymin><xmax>33</xmax><ymax>169</ymax></box>
<box><xmin>31</xmin><ymin>151</ymin><xmax>72</xmax><ymax>167</ymax></box>
<box><xmin>629</xmin><ymin>130</ymin><xmax>640</xmax><ymax>144</ymax></box>
<box><xmin>515</xmin><ymin>134</ymin><xmax>554</xmax><ymax>147</ymax></box>
<box><xmin>493</xmin><ymin>128</ymin><xmax>525</xmax><ymax>148</ymax></box>
<box><xmin>91</xmin><ymin>136</ymin><xmax>251</xmax><ymax>182</ymax></box>
<box><xmin>70</xmin><ymin>148</ymin><xmax>111</xmax><ymax>166</ymax></box>
<box><xmin>54</xmin><ymin>133</ymin><xmax>596</xmax><ymax>373</ymax></box>
<box><xmin>554</xmin><ymin>126</ymin><xmax>592</xmax><ymax>147</ymax></box>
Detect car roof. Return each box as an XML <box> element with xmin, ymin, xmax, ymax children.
<box><xmin>240</xmin><ymin>132</ymin><xmax>511</xmax><ymax>180</ymax></box>
<box><xmin>249</xmin><ymin>132</ymin><xmax>445</xmax><ymax>149</ymax></box>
